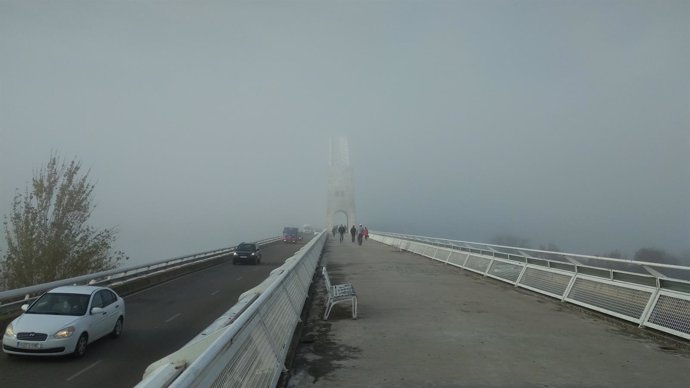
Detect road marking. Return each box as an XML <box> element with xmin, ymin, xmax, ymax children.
<box><xmin>165</xmin><ymin>313</ymin><xmax>181</xmax><ymax>323</ymax></box>
<box><xmin>123</xmin><ymin>264</ymin><xmax>222</xmax><ymax>298</ymax></box>
<box><xmin>211</xmin><ymin>290</ymin><xmax>220</xmax><ymax>296</ymax></box>
<box><xmin>125</xmin><ymin>279</ymin><xmax>176</xmax><ymax>297</ymax></box>
<box><xmin>66</xmin><ymin>360</ymin><xmax>102</xmax><ymax>381</ymax></box>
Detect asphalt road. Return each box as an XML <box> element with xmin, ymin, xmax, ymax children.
<box><xmin>0</xmin><ymin>240</ymin><xmax>308</xmax><ymax>388</ymax></box>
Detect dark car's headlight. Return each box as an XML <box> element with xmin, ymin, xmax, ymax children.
<box><xmin>232</xmin><ymin>252</ymin><xmax>238</xmax><ymax>256</ymax></box>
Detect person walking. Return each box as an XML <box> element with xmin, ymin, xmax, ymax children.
<box><xmin>357</xmin><ymin>224</ymin><xmax>364</xmax><ymax>246</ymax></box>
<box><xmin>364</xmin><ymin>226</ymin><xmax>369</xmax><ymax>240</ymax></box>
<box><xmin>338</xmin><ymin>224</ymin><xmax>346</xmax><ymax>242</ymax></box>
<box><xmin>350</xmin><ymin>225</ymin><xmax>357</xmax><ymax>242</ymax></box>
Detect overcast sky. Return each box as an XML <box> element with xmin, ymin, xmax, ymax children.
<box><xmin>1</xmin><ymin>1</ymin><xmax>688</xmax><ymax>265</ymax></box>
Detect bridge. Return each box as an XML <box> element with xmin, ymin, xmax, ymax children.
<box><xmin>1</xmin><ymin>138</ymin><xmax>688</xmax><ymax>387</ymax></box>
<box><xmin>1</xmin><ymin>231</ymin><xmax>688</xmax><ymax>387</ymax></box>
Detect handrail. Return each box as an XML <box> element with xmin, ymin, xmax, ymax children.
<box><xmin>374</xmin><ymin>231</ymin><xmax>690</xmax><ymax>280</ymax></box>
<box><xmin>0</xmin><ymin>237</ymin><xmax>281</xmax><ymax>310</ymax></box>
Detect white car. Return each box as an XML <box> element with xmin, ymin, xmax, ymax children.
<box><xmin>3</xmin><ymin>285</ymin><xmax>125</xmax><ymax>357</ymax></box>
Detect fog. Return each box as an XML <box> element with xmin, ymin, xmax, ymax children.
<box><xmin>1</xmin><ymin>1</ymin><xmax>688</xmax><ymax>265</ymax></box>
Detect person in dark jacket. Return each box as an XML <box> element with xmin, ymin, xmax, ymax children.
<box><xmin>350</xmin><ymin>225</ymin><xmax>357</xmax><ymax>242</ymax></box>
<box><xmin>338</xmin><ymin>224</ymin><xmax>346</xmax><ymax>242</ymax></box>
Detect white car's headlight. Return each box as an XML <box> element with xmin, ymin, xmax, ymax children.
<box><xmin>54</xmin><ymin>326</ymin><xmax>76</xmax><ymax>339</ymax></box>
<box><xmin>4</xmin><ymin>323</ymin><xmax>15</xmax><ymax>338</ymax></box>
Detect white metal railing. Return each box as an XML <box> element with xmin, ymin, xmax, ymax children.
<box><xmin>0</xmin><ymin>237</ymin><xmax>281</xmax><ymax>315</ymax></box>
<box><xmin>372</xmin><ymin>231</ymin><xmax>690</xmax><ymax>340</ymax></box>
<box><xmin>136</xmin><ymin>231</ymin><xmax>327</xmax><ymax>388</ymax></box>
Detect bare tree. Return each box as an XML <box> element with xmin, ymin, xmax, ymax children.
<box><xmin>2</xmin><ymin>154</ymin><xmax>124</xmax><ymax>289</ymax></box>
<box><xmin>538</xmin><ymin>243</ymin><xmax>561</xmax><ymax>252</ymax></box>
<box><xmin>633</xmin><ymin>247</ymin><xmax>679</xmax><ymax>265</ymax></box>
<box><xmin>680</xmin><ymin>250</ymin><xmax>690</xmax><ymax>266</ymax></box>
<box><xmin>604</xmin><ymin>250</ymin><xmax>628</xmax><ymax>260</ymax></box>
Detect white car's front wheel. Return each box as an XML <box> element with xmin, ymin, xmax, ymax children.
<box><xmin>73</xmin><ymin>333</ymin><xmax>88</xmax><ymax>358</ymax></box>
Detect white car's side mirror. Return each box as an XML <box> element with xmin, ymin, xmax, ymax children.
<box><xmin>91</xmin><ymin>307</ymin><xmax>104</xmax><ymax>315</ymax></box>
<box><xmin>20</xmin><ymin>304</ymin><xmax>29</xmax><ymax>312</ymax></box>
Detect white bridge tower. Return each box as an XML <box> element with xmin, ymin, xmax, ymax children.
<box><xmin>326</xmin><ymin>137</ymin><xmax>356</xmax><ymax>229</ymax></box>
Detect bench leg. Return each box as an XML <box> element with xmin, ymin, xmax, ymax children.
<box><xmin>324</xmin><ymin>301</ymin><xmax>333</xmax><ymax>320</ymax></box>
<box><xmin>325</xmin><ymin>297</ymin><xmax>358</xmax><ymax>320</ymax></box>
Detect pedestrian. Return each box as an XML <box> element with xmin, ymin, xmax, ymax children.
<box><xmin>357</xmin><ymin>224</ymin><xmax>364</xmax><ymax>245</ymax></box>
<box><xmin>338</xmin><ymin>224</ymin><xmax>346</xmax><ymax>242</ymax></box>
<box><xmin>332</xmin><ymin>226</ymin><xmax>337</xmax><ymax>238</ymax></box>
<box><xmin>364</xmin><ymin>226</ymin><xmax>369</xmax><ymax>240</ymax></box>
<box><xmin>350</xmin><ymin>225</ymin><xmax>357</xmax><ymax>242</ymax></box>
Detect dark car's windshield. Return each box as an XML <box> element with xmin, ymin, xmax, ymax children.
<box><xmin>27</xmin><ymin>293</ymin><xmax>90</xmax><ymax>316</ymax></box>
<box><xmin>237</xmin><ymin>244</ymin><xmax>256</xmax><ymax>251</ymax></box>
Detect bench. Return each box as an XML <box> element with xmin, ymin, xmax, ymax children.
<box><xmin>322</xmin><ymin>267</ymin><xmax>357</xmax><ymax>320</ymax></box>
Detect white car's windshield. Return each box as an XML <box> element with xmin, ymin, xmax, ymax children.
<box><xmin>27</xmin><ymin>293</ymin><xmax>90</xmax><ymax>316</ymax></box>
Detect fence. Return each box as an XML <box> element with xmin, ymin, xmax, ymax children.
<box><xmin>371</xmin><ymin>232</ymin><xmax>690</xmax><ymax>341</ymax></box>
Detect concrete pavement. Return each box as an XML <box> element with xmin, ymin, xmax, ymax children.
<box><xmin>287</xmin><ymin>235</ymin><xmax>690</xmax><ymax>388</ymax></box>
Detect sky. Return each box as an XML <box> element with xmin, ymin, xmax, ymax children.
<box><xmin>1</xmin><ymin>0</ymin><xmax>688</xmax><ymax>265</ymax></box>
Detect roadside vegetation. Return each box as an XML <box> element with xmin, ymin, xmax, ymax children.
<box><xmin>1</xmin><ymin>153</ymin><xmax>124</xmax><ymax>290</ymax></box>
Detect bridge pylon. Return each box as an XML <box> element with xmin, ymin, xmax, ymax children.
<box><xmin>327</xmin><ymin>136</ymin><xmax>356</xmax><ymax>230</ymax></box>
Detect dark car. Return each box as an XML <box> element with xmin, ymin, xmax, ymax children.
<box><xmin>232</xmin><ymin>242</ymin><xmax>261</xmax><ymax>265</ymax></box>
<box><xmin>282</xmin><ymin>227</ymin><xmax>300</xmax><ymax>243</ymax></box>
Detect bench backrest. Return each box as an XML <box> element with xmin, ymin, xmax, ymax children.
<box><xmin>322</xmin><ymin>267</ymin><xmax>333</xmax><ymax>291</ymax></box>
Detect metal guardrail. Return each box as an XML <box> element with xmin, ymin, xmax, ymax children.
<box><xmin>372</xmin><ymin>232</ymin><xmax>690</xmax><ymax>341</ymax></box>
<box><xmin>135</xmin><ymin>231</ymin><xmax>327</xmax><ymax>388</ymax></box>
<box><xmin>0</xmin><ymin>237</ymin><xmax>281</xmax><ymax>315</ymax></box>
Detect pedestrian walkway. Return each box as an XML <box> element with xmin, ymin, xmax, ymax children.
<box><xmin>287</xmin><ymin>236</ymin><xmax>690</xmax><ymax>387</ymax></box>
